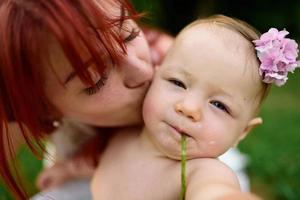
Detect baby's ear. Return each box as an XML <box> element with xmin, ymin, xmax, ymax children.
<box><xmin>233</xmin><ymin>117</ymin><xmax>263</xmax><ymax>147</ymax></box>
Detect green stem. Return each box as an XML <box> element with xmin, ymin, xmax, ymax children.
<box><xmin>180</xmin><ymin>135</ymin><xmax>187</xmax><ymax>200</ymax></box>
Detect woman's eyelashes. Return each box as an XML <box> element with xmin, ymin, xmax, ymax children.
<box><xmin>168</xmin><ymin>78</ymin><xmax>187</xmax><ymax>89</ymax></box>
<box><xmin>210</xmin><ymin>100</ymin><xmax>230</xmax><ymax>114</ymax></box>
<box><xmin>84</xmin><ymin>73</ymin><xmax>108</xmax><ymax>95</ymax></box>
<box><xmin>124</xmin><ymin>28</ymin><xmax>140</xmax><ymax>43</ymax></box>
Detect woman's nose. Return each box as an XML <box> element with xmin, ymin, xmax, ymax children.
<box><xmin>121</xmin><ymin>53</ymin><xmax>153</xmax><ymax>89</ymax></box>
<box><xmin>175</xmin><ymin>100</ymin><xmax>202</xmax><ymax>122</ymax></box>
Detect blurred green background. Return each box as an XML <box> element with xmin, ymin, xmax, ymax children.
<box><xmin>1</xmin><ymin>0</ymin><xmax>300</xmax><ymax>199</ymax></box>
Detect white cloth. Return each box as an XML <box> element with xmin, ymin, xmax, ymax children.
<box><xmin>31</xmin><ymin>178</ymin><xmax>92</xmax><ymax>200</ymax></box>
<box><xmin>219</xmin><ymin>147</ymin><xmax>250</xmax><ymax>192</ymax></box>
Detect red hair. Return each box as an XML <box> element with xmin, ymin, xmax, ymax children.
<box><xmin>0</xmin><ymin>0</ymin><xmax>139</xmax><ymax>199</ymax></box>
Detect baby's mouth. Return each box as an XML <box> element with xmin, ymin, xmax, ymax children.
<box><xmin>172</xmin><ymin>125</ymin><xmax>191</xmax><ymax>138</ymax></box>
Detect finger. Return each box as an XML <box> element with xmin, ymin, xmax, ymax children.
<box><xmin>36</xmin><ymin>172</ymin><xmax>52</xmax><ymax>190</ymax></box>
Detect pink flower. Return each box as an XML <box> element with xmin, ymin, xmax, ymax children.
<box><xmin>253</xmin><ymin>28</ymin><xmax>300</xmax><ymax>86</ymax></box>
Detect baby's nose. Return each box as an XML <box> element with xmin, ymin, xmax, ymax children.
<box><xmin>175</xmin><ymin>101</ymin><xmax>202</xmax><ymax>122</ymax></box>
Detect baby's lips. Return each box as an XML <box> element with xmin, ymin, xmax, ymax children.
<box><xmin>172</xmin><ymin>125</ymin><xmax>190</xmax><ymax>137</ymax></box>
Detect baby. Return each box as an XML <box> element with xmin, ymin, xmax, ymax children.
<box><xmin>91</xmin><ymin>15</ymin><xmax>299</xmax><ymax>200</ymax></box>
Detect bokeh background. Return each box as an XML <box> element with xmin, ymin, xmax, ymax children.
<box><xmin>1</xmin><ymin>0</ymin><xmax>300</xmax><ymax>199</ymax></box>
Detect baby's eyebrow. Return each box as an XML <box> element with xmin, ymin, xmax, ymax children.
<box><xmin>164</xmin><ymin>66</ymin><xmax>194</xmax><ymax>79</ymax></box>
<box><xmin>180</xmin><ymin>68</ymin><xmax>193</xmax><ymax>79</ymax></box>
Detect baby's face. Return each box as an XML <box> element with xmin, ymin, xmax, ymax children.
<box><xmin>143</xmin><ymin>24</ymin><xmax>263</xmax><ymax>160</ymax></box>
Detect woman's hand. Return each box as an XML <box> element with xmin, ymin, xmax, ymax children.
<box><xmin>36</xmin><ymin>158</ymin><xmax>96</xmax><ymax>191</ymax></box>
<box><xmin>142</xmin><ymin>27</ymin><xmax>174</xmax><ymax>65</ymax></box>
<box><xmin>36</xmin><ymin>161</ymin><xmax>73</xmax><ymax>191</ymax></box>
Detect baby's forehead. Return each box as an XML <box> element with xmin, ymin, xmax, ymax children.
<box><xmin>180</xmin><ymin>22</ymin><xmax>253</xmax><ymax>51</ymax></box>
<box><xmin>175</xmin><ymin>22</ymin><xmax>259</xmax><ymax>73</ymax></box>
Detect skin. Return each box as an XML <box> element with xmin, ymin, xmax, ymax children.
<box><xmin>142</xmin><ymin>23</ymin><xmax>263</xmax><ymax>160</ymax></box>
<box><xmin>91</xmin><ymin>23</ymin><xmax>264</xmax><ymax>200</ymax></box>
<box><xmin>44</xmin><ymin>19</ymin><xmax>153</xmax><ymax>127</ymax></box>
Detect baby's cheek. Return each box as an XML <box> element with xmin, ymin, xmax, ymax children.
<box><xmin>142</xmin><ymin>96</ymin><xmax>158</xmax><ymax>123</ymax></box>
<box><xmin>202</xmin><ymin>123</ymin><xmax>231</xmax><ymax>156</ymax></box>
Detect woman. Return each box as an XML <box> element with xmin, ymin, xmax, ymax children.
<box><xmin>0</xmin><ymin>0</ymin><xmax>172</xmax><ymax>199</ymax></box>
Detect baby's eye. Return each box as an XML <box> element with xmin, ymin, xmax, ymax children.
<box><xmin>210</xmin><ymin>100</ymin><xmax>229</xmax><ymax>114</ymax></box>
<box><xmin>168</xmin><ymin>78</ymin><xmax>186</xmax><ymax>89</ymax></box>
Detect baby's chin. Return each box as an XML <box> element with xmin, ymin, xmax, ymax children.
<box><xmin>163</xmin><ymin>151</ymin><xmax>209</xmax><ymax>161</ymax></box>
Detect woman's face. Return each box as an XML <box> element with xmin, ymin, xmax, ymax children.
<box><xmin>43</xmin><ymin>1</ymin><xmax>153</xmax><ymax>127</ymax></box>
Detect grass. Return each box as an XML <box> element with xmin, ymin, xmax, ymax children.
<box><xmin>239</xmin><ymin>71</ymin><xmax>300</xmax><ymax>200</ymax></box>
<box><xmin>0</xmin><ymin>146</ymin><xmax>43</xmax><ymax>200</ymax></box>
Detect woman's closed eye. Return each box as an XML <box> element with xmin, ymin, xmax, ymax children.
<box><xmin>124</xmin><ymin>28</ymin><xmax>140</xmax><ymax>43</ymax></box>
<box><xmin>168</xmin><ymin>78</ymin><xmax>186</xmax><ymax>89</ymax></box>
<box><xmin>84</xmin><ymin>73</ymin><xmax>108</xmax><ymax>95</ymax></box>
<box><xmin>210</xmin><ymin>100</ymin><xmax>230</xmax><ymax>114</ymax></box>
